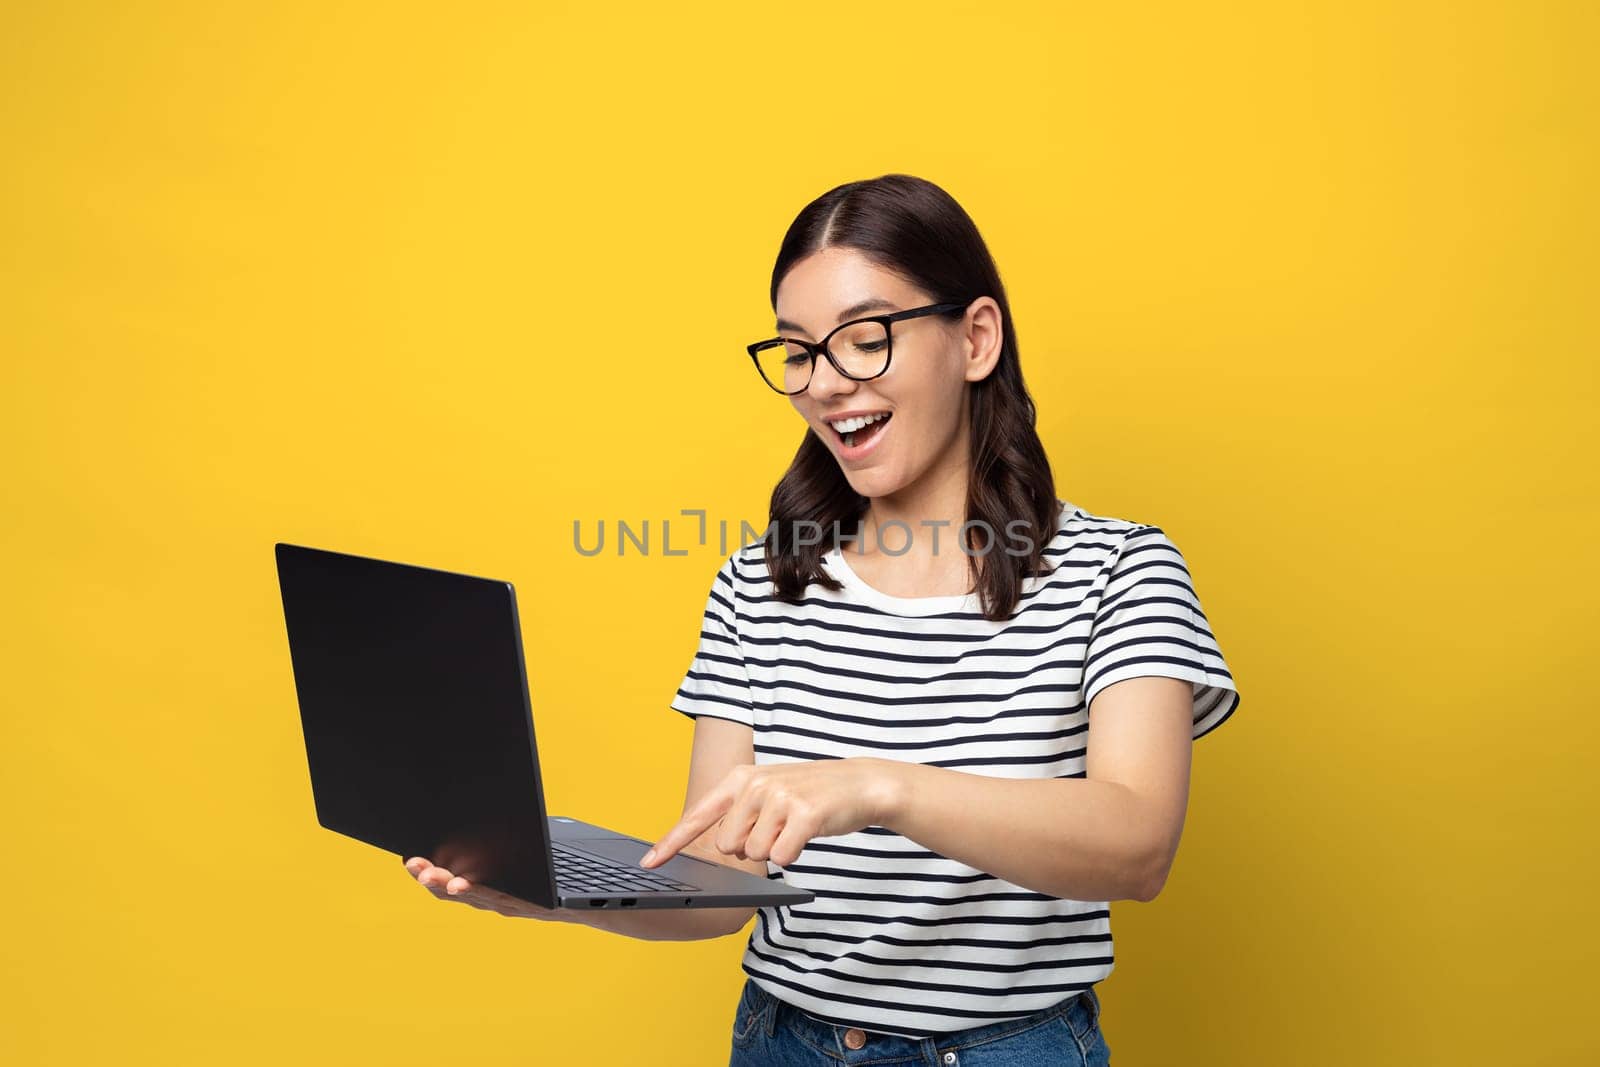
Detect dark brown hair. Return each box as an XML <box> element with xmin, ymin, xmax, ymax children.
<box><xmin>761</xmin><ymin>173</ymin><xmax>1061</xmax><ymax>621</ymax></box>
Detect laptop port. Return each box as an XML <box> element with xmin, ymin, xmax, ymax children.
<box><xmin>620</xmin><ymin>899</ymin><xmax>637</xmax><ymax>907</ymax></box>
<box><xmin>588</xmin><ymin>900</ymin><xmax>607</xmax><ymax>907</ymax></box>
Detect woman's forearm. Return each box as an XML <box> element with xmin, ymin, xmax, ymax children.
<box><xmin>873</xmin><ymin>758</ymin><xmax>1161</xmax><ymax>902</ymax></box>
<box><xmin>556</xmin><ymin>903</ymin><xmax>755</xmax><ymax>941</ymax></box>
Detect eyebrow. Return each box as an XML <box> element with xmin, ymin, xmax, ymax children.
<box><xmin>775</xmin><ymin>297</ymin><xmax>899</xmax><ymax>338</ymax></box>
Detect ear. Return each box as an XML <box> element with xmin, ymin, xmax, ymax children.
<box><xmin>960</xmin><ymin>296</ymin><xmax>1004</xmax><ymax>383</ymax></box>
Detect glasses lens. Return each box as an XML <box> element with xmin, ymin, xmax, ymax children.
<box><xmin>829</xmin><ymin>320</ymin><xmax>890</xmax><ymax>380</ymax></box>
<box><xmin>754</xmin><ymin>340</ymin><xmax>813</xmax><ymax>394</ymax></box>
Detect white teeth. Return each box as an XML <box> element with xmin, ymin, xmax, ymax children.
<box><xmin>829</xmin><ymin>412</ymin><xmax>889</xmax><ymax>433</ymax></box>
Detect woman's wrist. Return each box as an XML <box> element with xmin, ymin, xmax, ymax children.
<box><xmin>866</xmin><ymin>756</ymin><xmax>917</xmax><ymax>829</ymax></box>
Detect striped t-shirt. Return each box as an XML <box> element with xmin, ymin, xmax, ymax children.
<box><xmin>669</xmin><ymin>498</ymin><xmax>1241</xmax><ymax>1038</ymax></box>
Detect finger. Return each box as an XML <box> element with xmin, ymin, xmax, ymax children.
<box><xmin>768</xmin><ymin>810</ymin><xmax>819</xmax><ymax>867</ymax></box>
<box><xmin>404</xmin><ymin>857</ymin><xmax>431</xmax><ymax>875</ymax></box>
<box><xmin>417</xmin><ymin>864</ymin><xmax>455</xmax><ymax>891</ymax></box>
<box><xmin>641</xmin><ymin>791</ymin><xmax>735</xmax><ymax>868</ymax></box>
<box><xmin>741</xmin><ymin>800</ymin><xmax>787</xmax><ymax>863</ymax></box>
<box><xmin>716</xmin><ymin>778</ymin><xmax>769</xmax><ymax>858</ymax></box>
<box><xmin>423</xmin><ymin>872</ymin><xmax>477</xmax><ymax>901</ymax></box>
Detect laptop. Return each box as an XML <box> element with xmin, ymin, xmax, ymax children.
<box><xmin>274</xmin><ymin>541</ymin><xmax>813</xmax><ymax>912</ymax></box>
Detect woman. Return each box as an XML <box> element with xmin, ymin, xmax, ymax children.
<box><xmin>406</xmin><ymin>173</ymin><xmax>1241</xmax><ymax>1065</ymax></box>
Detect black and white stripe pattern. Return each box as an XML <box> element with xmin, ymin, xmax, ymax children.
<box><xmin>670</xmin><ymin>499</ymin><xmax>1240</xmax><ymax>1037</ymax></box>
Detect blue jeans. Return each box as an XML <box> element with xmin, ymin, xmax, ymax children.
<box><xmin>728</xmin><ymin>977</ymin><xmax>1111</xmax><ymax>1066</ymax></box>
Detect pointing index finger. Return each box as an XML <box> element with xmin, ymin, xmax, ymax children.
<box><xmin>640</xmin><ymin>796</ymin><xmax>729</xmax><ymax>868</ymax></box>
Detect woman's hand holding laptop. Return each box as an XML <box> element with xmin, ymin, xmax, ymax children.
<box><xmin>401</xmin><ymin>852</ymin><xmax>766</xmax><ymax>943</ymax></box>
<box><xmin>404</xmin><ymin>856</ymin><xmax>574</xmax><ymax>922</ymax></box>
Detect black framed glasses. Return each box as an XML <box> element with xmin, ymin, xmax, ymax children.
<box><xmin>746</xmin><ymin>300</ymin><xmax>972</xmax><ymax>395</ymax></box>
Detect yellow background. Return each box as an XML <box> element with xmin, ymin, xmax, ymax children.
<box><xmin>3</xmin><ymin>2</ymin><xmax>1595</xmax><ymax>1063</ymax></box>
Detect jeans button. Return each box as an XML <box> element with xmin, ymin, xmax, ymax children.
<box><xmin>843</xmin><ymin>1028</ymin><xmax>866</xmax><ymax>1050</ymax></box>
<box><xmin>942</xmin><ymin>1052</ymin><xmax>957</xmax><ymax>1065</ymax></box>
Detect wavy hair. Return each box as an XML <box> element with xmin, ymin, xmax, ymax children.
<box><xmin>762</xmin><ymin>173</ymin><xmax>1061</xmax><ymax>622</ymax></box>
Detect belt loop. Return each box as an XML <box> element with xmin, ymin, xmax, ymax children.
<box><xmin>763</xmin><ymin>985</ymin><xmax>779</xmax><ymax>1038</ymax></box>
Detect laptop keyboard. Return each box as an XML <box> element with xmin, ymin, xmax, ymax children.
<box><xmin>551</xmin><ymin>842</ymin><xmax>701</xmax><ymax>894</ymax></box>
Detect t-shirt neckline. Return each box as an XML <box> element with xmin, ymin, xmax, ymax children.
<box><xmin>821</xmin><ymin>499</ymin><xmax>1074</xmax><ymax>618</ymax></box>
<box><xmin>823</xmin><ymin>544</ymin><xmax>982</xmax><ymax>616</ymax></box>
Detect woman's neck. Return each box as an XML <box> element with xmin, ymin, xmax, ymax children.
<box><xmin>853</xmin><ymin>475</ymin><xmax>968</xmax><ymax>565</ymax></box>
<box><xmin>847</xmin><ymin>402</ymin><xmax>973</xmax><ymax>569</ymax></box>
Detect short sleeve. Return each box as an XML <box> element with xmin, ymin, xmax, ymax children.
<box><xmin>668</xmin><ymin>552</ymin><xmax>755</xmax><ymax>728</ymax></box>
<box><xmin>1082</xmin><ymin>526</ymin><xmax>1241</xmax><ymax>740</ymax></box>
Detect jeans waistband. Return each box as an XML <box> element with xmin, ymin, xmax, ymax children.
<box><xmin>742</xmin><ymin>976</ymin><xmax>1103</xmax><ymax>1058</ymax></box>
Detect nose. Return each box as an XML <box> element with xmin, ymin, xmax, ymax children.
<box><xmin>804</xmin><ymin>348</ymin><xmax>857</xmax><ymax>404</ymax></box>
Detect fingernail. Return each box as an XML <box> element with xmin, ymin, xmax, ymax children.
<box><xmin>641</xmin><ymin>849</ymin><xmax>656</xmax><ymax>865</ymax></box>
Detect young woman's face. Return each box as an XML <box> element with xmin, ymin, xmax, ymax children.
<box><xmin>775</xmin><ymin>247</ymin><xmax>994</xmax><ymax>501</ymax></box>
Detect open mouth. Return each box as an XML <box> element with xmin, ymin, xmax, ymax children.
<box><xmin>833</xmin><ymin>412</ymin><xmax>892</xmax><ymax>450</ymax></box>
